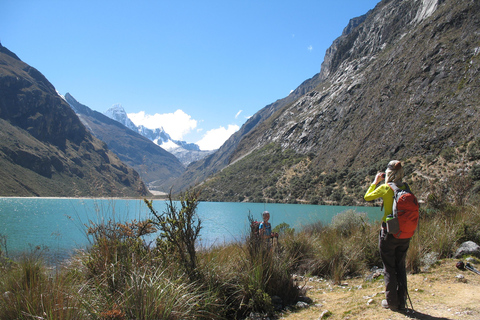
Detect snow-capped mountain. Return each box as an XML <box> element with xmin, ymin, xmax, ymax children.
<box><xmin>104</xmin><ymin>105</ymin><xmax>213</xmax><ymax>166</ymax></box>
<box><xmin>104</xmin><ymin>105</ymin><xmax>175</xmax><ymax>149</ymax></box>
<box><xmin>136</xmin><ymin>125</ymin><xmax>172</xmax><ymax>147</ymax></box>
<box><xmin>104</xmin><ymin>104</ymin><xmax>137</xmax><ymax>132</ymax></box>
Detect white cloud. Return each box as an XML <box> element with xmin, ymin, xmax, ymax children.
<box><xmin>196</xmin><ymin>124</ymin><xmax>239</xmax><ymax>151</ymax></box>
<box><xmin>128</xmin><ymin>110</ymin><xmax>197</xmax><ymax>140</ymax></box>
<box><xmin>235</xmin><ymin>110</ymin><xmax>243</xmax><ymax>119</ymax></box>
<box><xmin>307</xmin><ymin>45</ymin><xmax>313</xmax><ymax>51</ymax></box>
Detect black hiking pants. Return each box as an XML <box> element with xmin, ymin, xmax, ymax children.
<box><xmin>379</xmin><ymin>228</ymin><xmax>410</xmax><ymax>309</ymax></box>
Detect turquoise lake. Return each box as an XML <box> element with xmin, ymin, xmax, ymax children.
<box><xmin>0</xmin><ymin>198</ymin><xmax>383</xmax><ymax>260</ymax></box>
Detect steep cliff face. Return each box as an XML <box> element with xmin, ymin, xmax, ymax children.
<box><xmin>65</xmin><ymin>93</ymin><xmax>185</xmax><ymax>191</ymax></box>
<box><xmin>232</xmin><ymin>0</ymin><xmax>479</xmax><ymax>168</ymax></box>
<box><xmin>197</xmin><ymin>0</ymin><xmax>480</xmax><ymax>204</ymax></box>
<box><xmin>0</xmin><ymin>44</ymin><xmax>150</xmax><ymax>197</ymax></box>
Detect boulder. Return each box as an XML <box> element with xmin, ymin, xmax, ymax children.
<box><xmin>454</xmin><ymin>241</ymin><xmax>480</xmax><ymax>258</ymax></box>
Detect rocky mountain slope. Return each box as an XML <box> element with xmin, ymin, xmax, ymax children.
<box><xmin>191</xmin><ymin>0</ymin><xmax>480</xmax><ymax>204</ymax></box>
<box><xmin>65</xmin><ymin>93</ymin><xmax>185</xmax><ymax>192</ymax></box>
<box><xmin>173</xmin><ymin>66</ymin><xmax>326</xmax><ymax>192</ymax></box>
<box><xmin>104</xmin><ymin>105</ymin><xmax>213</xmax><ymax>167</ymax></box>
<box><xmin>0</xmin><ymin>44</ymin><xmax>149</xmax><ymax>197</ymax></box>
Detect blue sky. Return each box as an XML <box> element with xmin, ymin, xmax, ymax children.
<box><xmin>1</xmin><ymin>0</ymin><xmax>379</xmax><ymax>150</ymax></box>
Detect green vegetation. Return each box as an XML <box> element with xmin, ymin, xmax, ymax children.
<box><xmin>197</xmin><ymin>142</ymin><xmax>480</xmax><ymax>208</ymax></box>
<box><xmin>197</xmin><ymin>143</ymin><xmax>372</xmax><ymax>204</ymax></box>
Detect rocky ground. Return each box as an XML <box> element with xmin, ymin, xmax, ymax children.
<box><xmin>277</xmin><ymin>259</ymin><xmax>480</xmax><ymax>320</ymax></box>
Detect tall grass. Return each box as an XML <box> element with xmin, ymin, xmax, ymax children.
<box><xmin>0</xmin><ymin>250</ymin><xmax>85</xmax><ymax>319</ymax></box>
<box><xmin>1</xmin><ymin>194</ymin><xmax>479</xmax><ymax>319</ymax></box>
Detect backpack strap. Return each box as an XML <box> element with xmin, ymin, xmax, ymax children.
<box><xmin>387</xmin><ymin>182</ymin><xmax>398</xmax><ymax>192</ymax></box>
<box><xmin>387</xmin><ymin>182</ymin><xmax>410</xmax><ymax>193</ymax></box>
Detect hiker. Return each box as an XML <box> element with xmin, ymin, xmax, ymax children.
<box><xmin>259</xmin><ymin>211</ymin><xmax>278</xmax><ymax>241</ymax></box>
<box><xmin>364</xmin><ymin>160</ymin><xmax>412</xmax><ymax>311</ymax></box>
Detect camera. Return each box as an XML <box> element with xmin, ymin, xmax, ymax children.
<box><xmin>381</xmin><ymin>173</ymin><xmax>386</xmax><ymax>178</ymax></box>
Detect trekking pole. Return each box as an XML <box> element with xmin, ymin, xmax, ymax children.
<box><xmin>456</xmin><ymin>261</ymin><xmax>480</xmax><ymax>275</ymax></box>
<box><xmin>405</xmin><ymin>287</ymin><xmax>415</xmax><ymax>313</ymax></box>
<box><xmin>465</xmin><ymin>263</ymin><xmax>480</xmax><ymax>275</ymax></box>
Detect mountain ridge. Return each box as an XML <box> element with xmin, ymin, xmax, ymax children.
<box><xmin>0</xmin><ymin>44</ymin><xmax>150</xmax><ymax>197</ymax></box>
<box><xmin>65</xmin><ymin>93</ymin><xmax>185</xmax><ymax>192</ymax></box>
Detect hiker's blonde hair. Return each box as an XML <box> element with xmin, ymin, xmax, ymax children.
<box><xmin>385</xmin><ymin>160</ymin><xmax>404</xmax><ymax>184</ymax></box>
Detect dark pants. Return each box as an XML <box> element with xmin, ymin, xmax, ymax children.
<box><xmin>379</xmin><ymin>228</ymin><xmax>410</xmax><ymax>309</ymax></box>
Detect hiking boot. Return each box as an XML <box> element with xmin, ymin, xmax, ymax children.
<box><xmin>381</xmin><ymin>299</ymin><xmax>398</xmax><ymax>311</ymax></box>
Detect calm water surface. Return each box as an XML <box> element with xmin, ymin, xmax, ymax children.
<box><xmin>0</xmin><ymin>198</ymin><xmax>382</xmax><ymax>259</ymax></box>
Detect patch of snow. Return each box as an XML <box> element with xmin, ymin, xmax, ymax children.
<box><xmin>414</xmin><ymin>0</ymin><xmax>438</xmax><ymax>24</ymax></box>
<box><xmin>160</xmin><ymin>139</ymin><xmax>180</xmax><ymax>151</ymax></box>
<box><xmin>57</xmin><ymin>91</ymin><xmax>65</xmax><ymax>100</ymax></box>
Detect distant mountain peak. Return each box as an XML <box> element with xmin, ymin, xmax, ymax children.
<box><xmin>102</xmin><ymin>105</ymin><xmax>210</xmax><ymax>165</ymax></box>
<box><xmin>105</xmin><ymin>104</ymin><xmax>137</xmax><ymax>131</ymax></box>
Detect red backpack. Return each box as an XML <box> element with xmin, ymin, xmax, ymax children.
<box><xmin>386</xmin><ymin>182</ymin><xmax>420</xmax><ymax>239</ymax></box>
<box><xmin>250</xmin><ymin>220</ymin><xmax>261</xmax><ymax>238</ymax></box>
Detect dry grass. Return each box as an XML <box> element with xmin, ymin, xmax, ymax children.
<box><xmin>280</xmin><ymin>259</ymin><xmax>480</xmax><ymax>320</ymax></box>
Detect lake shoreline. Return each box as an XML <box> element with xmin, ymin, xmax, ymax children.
<box><xmin>1</xmin><ymin>199</ymin><xmax>383</xmax><ymax>258</ymax></box>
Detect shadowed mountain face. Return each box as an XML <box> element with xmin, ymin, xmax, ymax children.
<box><xmin>0</xmin><ymin>44</ymin><xmax>150</xmax><ymax>197</ymax></box>
<box><xmin>181</xmin><ymin>0</ymin><xmax>480</xmax><ymax>204</ymax></box>
<box><xmin>65</xmin><ymin>93</ymin><xmax>185</xmax><ymax>192</ymax></box>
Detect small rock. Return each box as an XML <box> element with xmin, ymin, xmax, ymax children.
<box><xmin>298</xmin><ymin>296</ymin><xmax>313</xmax><ymax>304</ymax></box>
<box><xmin>247</xmin><ymin>312</ymin><xmax>270</xmax><ymax>320</ymax></box>
<box><xmin>296</xmin><ymin>301</ymin><xmax>309</xmax><ymax>309</ymax></box>
<box><xmin>319</xmin><ymin>310</ymin><xmax>332</xmax><ymax>319</ymax></box>
<box><xmin>455</xmin><ymin>274</ymin><xmax>468</xmax><ymax>283</ymax></box>
<box><xmin>363</xmin><ymin>293</ymin><xmax>377</xmax><ymax>299</ymax></box>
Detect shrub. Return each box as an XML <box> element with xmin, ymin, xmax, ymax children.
<box><xmin>331</xmin><ymin>209</ymin><xmax>368</xmax><ymax>237</ymax></box>
<box><xmin>83</xmin><ymin>217</ymin><xmax>155</xmax><ymax>294</ymax></box>
<box><xmin>312</xmin><ymin>228</ymin><xmax>364</xmax><ymax>283</ymax></box>
<box><xmin>273</xmin><ymin>222</ymin><xmax>294</xmax><ymax>236</ymax></box>
<box><xmin>145</xmin><ymin>189</ymin><xmax>202</xmax><ymax>282</ymax></box>
<box><xmin>280</xmin><ymin>231</ymin><xmax>319</xmax><ymax>273</ymax></box>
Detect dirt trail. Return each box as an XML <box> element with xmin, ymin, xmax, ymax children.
<box><xmin>280</xmin><ymin>259</ymin><xmax>480</xmax><ymax>320</ymax></box>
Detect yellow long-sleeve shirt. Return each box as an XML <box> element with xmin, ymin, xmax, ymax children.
<box><xmin>364</xmin><ymin>183</ymin><xmax>394</xmax><ymax>222</ymax></box>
